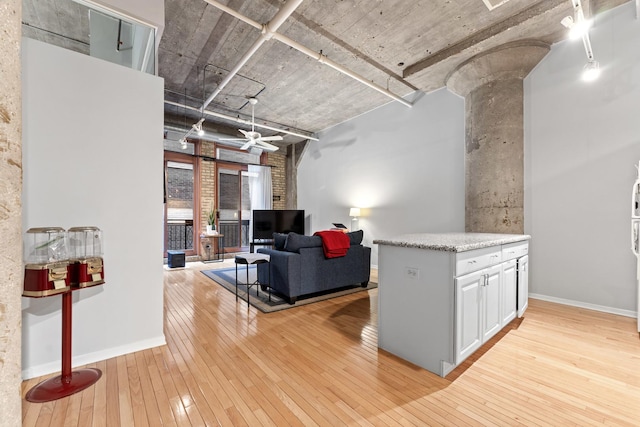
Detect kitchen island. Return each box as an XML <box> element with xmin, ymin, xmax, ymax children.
<box><xmin>374</xmin><ymin>232</ymin><xmax>530</xmax><ymax>377</ymax></box>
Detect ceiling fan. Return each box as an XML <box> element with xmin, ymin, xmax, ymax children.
<box><xmin>220</xmin><ymin>98</ymin><xmax>282</xmax><ymax>152</ymax></box>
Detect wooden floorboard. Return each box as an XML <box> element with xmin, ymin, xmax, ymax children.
<box><xmin>22</xmin><ymin>259</ymin><xmax>640</xmax><ymax>426</ymax></box>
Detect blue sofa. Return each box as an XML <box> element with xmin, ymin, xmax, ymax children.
<box><xmin>256</xmin><ymin>230</ymin><xmax>371</xmax><ymax>304</ymax></box>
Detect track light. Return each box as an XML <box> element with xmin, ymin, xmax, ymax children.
<box><xmin>192</xmin><ymin>118</ymin><xmax>205</xmax><ymax>136</ymax></box>
<box><xmin>569</xmin><ymin>18</ymin><xmax>591</xmax><ymax>39</ymax></box>
<box><xmin>560</xmin><ymin>15</ymin><xmax>574</xmax><ymax>29</ymax></box>
<box><xmin>561</xmin><ymin>5</ymin><xmax>591</xmax><ymax>40</ymax></box>
<box><xmin>561</xmin><ymin>0</ymin><xmax>600</xmax><ymax>82</ymax></box>
<box><xmin>176</xmin><ymin>118</ymin><xmax>204</xmax><ymax>148</ymax></box>
<box><xmin>582</xmin><ymin>60</ymin><xmax>600</xmax><ymax>82</ymax></box>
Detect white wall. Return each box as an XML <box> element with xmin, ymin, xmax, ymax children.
<box><xmin>21</xmin><ymin>38</ymin><xmax>166</xmax><ymax>378</ymax></box>
<box><xmin>525</xmin><ymin>2</ymin><xmax>640</xmax><ymax>315</ymax></box>
<box><xmin>298</xmin><ymin>89</ymin><xmax>465</xmax><ymax>266</ymax></box>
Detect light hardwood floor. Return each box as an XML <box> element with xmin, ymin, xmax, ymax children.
<box><xmin>22</xmin><ymin>260</ymin><xmax>640</xmax><ymax>426</ymax></box>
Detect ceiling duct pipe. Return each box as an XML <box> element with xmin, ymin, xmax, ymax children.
<box><xmin>165</xmin><ymin>100</ymin><xmax>319</xmax><ymax>141</ymax></box>
<box><xmin>203</xmin><ymin>0</ymin><xmax>412</xmax><ymax>109</ymax></box>
<box><xmin>201</xmin><ymin>0</ymin><xmax>304</xmax><ymax>111</ymax></box>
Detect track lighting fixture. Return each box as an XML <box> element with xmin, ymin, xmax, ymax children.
<box><xmin>192</xmin><ymin>118</ymin><xmax>205</xmax><ymax>136</ymax></box>
<box><xmin>582</xmin><ymin>60</ymin><xmax>601</xmax><ymax>82</ymax></box>
<box><xmin>561</xmin><ymin>0</ymin><xmax>601</xmax><ymax>82</ymax></box>
<box><xmin>175</xmin><ymin>117</ymin><xmax>205</xmax><ymax>149</ymax></box>
<box><xmin>560</xmin><ymin>3</ymin><xmax>591</xmax><ymax>40</ymax></box>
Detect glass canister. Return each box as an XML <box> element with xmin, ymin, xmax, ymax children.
<box><xmin>67</xmin><ymin>226</ymin><xmax>105</xmax><ymax>288</ymax></box>
<box><xmin>23</xmin><ymin>227</ymin><xmax>70</xmax><ymax>297</ymax></box>
<box><xmin>68</xmin><ymin>226</ymin><xmax>103</xmax><ymax>259</ymax></box>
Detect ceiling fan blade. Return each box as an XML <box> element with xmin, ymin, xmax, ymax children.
<box><xmin>257</xmin><ymin>135</ymin><xmax>283</xmax><ymax>142</ymax></box>
<box><xmin>255</xmin><ymin>140</ymin><xmax>279</xmax><ymax>152</ymax></box>
<box><xmin>239</xmin><ymin>129</ymin><xmax>250</xmax><ymax>138</ymax></box>
<box><xmin>240</xmin><ymin>140</ymin><xmax>255</xmax><ymax>151</ymax></box>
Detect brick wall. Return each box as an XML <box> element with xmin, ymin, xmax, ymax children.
<box><xmin>267</xmin><ymin>152</ymin><xmax>287</xmax><ymax>210</ymax></box>
<box><xmin>200</xmin><ymin>141</ymin><xmax>216</xmax><ymax>229</ymax></box>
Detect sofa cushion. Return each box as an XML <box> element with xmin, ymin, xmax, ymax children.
<box><xmin>273</xmin><ymin>232</ymin><xmax>288</xmax><ymax>250</ymax></box>
<box><xmin>284</xmin><ymin>232</ymin><xmax>322</xmax><ymax>253</ymax></box>
<box><xmin>347</xmin><ymin>230</ymin><xmax>363</xmax><ymax>245</ymax></box>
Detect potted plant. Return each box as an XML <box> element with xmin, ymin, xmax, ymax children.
<box><xmin>206</xmin><ymin>204</ymin><xmax>217</xmax><ymax>235</ymax></box>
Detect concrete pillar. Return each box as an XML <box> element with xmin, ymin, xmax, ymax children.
<box><xmin>446</xmin><ymin>40</ymin><xmax>549</xmax><ymax>233</ymax></box>
<box><xmin>0</xmin><ymin>0</ymin><xmax>23</xmax><ymax>424</ymax></box>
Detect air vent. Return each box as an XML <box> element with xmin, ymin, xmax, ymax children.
<box><xmin>482</xmin><ymin>0</ymin><xmax>512</xmax><ymax>11</ymax></box>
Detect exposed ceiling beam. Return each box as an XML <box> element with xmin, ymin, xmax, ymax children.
<box><xmin>201</xmin><ymin>0</ymin><xmax>304</xmax><ymax>110</ymax></box>
<box><xmin>203</xmin><ymin>0</ymin><xmax>413</xmax><ymax>109</ymax></box>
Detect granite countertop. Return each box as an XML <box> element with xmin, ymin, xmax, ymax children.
<box><xmin>373</xmin><ymin>232</ymin><xmax>531</xmax><ymax>252</ymax></box>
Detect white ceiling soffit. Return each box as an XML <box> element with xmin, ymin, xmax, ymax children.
<box><xmin>482</xmin><ymin>0</ymin><xmax>513</xmax><ymax>11</ymax></box>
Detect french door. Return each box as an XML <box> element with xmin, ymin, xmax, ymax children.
<box><xmin>164</xmin><ymin>152</ymin><xmax>198</xmax><ymax>256</ymax></box>
<box><xmin>217</xmin><ymin>164</ymin><xmax>250</xmax><ymax>253</ymax></box>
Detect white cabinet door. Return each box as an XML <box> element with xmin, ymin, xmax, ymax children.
<box><xmin>455</xmin><ymin>271</ymin><xmax>483</xmax><ymax>364</ymax></box>
<box><xmin>517</xmin><ymin>255</ymin><xmax>529</xmax><ymax>317</ymax></box>
<box><xmin>501</xmin><ymin>259</ymin><xmax>517</xmax><ymax>325</ymax></box>
<box><xmin>482</xmin><ymin>263</ymin><xmax>502</xmax><ymax>342</ymax></box>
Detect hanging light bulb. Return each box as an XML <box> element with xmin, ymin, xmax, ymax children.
<box><xmin>582</xmin><ymin>60</ymin><xmax>601</xmax><ymax>82</ymax></box>
<box><xmin>179</xmin><ymin>138</ymin><xmax>188</xmax><ymax>149</ymax></box>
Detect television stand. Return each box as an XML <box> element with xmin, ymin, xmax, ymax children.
<box><xmin>250</xmin><ymin>239</ymin><xmax>273</xmax><ymax>253</ymax></box>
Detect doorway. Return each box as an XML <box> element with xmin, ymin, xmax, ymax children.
<box><xmin>164</xmin><ymin>154</ymin><xmax>198</xmax><ymax>256</ymax></box>
<box><xmin>217</xmin><ymin>164</ymin><xmax>250</xmax><ymax>253</ymax></box>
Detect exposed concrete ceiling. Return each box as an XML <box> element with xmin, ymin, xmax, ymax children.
<box><xmin>22</xmin><ymin>0</ymin><xmax>631</xmax><ymax>146</ymax></box>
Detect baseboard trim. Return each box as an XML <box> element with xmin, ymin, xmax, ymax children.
<box><xmin>529</xmin><ymin>293</ymin><xmax>637</xmax><ymax>319</ymax></box>
<box><xmin>22</xmin><ymin>335</ymin><xmax>167</xmax><ymax>380</ymax></box>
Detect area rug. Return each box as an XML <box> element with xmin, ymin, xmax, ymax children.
<box><xmin>202</xmin><ymin>266</ymin><xmax>377</xmax><ymax>313</ymax></box>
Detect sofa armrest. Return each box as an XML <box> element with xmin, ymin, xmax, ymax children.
<box><xmin>256</xmin><ymin>248</ymin><xmax>302</xmax><ymax>298</ymax></box>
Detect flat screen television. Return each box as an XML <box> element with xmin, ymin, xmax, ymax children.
<box><xmin>252</xmin><ymin>210</ymin><xmax>305</xmax><ymax>240</ymax></box>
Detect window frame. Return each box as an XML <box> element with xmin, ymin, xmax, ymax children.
<box><xmin>163</xmin><ymin>148</ymin><xmax>200</xmax><ymax>257</ymax></box>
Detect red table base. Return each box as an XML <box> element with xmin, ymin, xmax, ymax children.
<box><xmin>25</xmin><ymin>368</ymin><xmax>102</xmax><ymax>403</ymax></box>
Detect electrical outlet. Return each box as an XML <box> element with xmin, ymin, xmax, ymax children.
<box><xmin>405</xmin><ymin>267</ymin><xmax>419</xmax><ymax>279</ymax></box>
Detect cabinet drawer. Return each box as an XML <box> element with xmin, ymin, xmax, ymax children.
<box><xmin>501</xmin><ymin>241</ymin><xmax>528</xmax><ymax>261</ymax></box>
<box><xmin>455</xmin><ymin>246</ymin><xmax>502</xmax><ymax>276</ymax></box>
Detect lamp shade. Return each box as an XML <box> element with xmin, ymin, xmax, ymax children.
<box><xmin>349</xmin><ymin>208</ymin><xmax>361</xmax><ymax>218</ymax></box>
